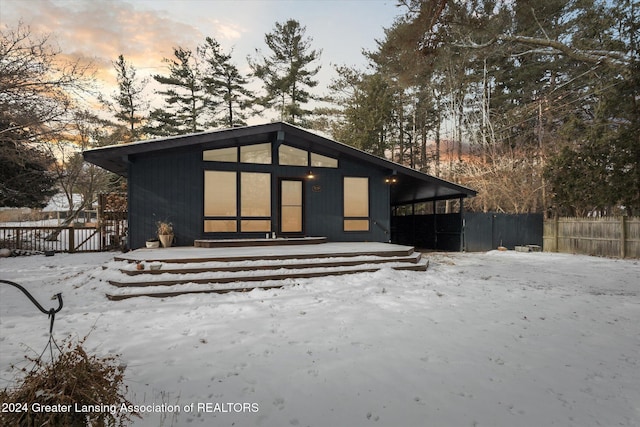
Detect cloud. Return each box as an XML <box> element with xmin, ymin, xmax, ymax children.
<box><xmin>201</xmin><ymin>18</ymin><xmax>245</xmax><ymax>42</ymax></box>
<box><xmin>3</xmin><ymin>0</ymin><xmax>207</xmax><ymax>85</ymax></box>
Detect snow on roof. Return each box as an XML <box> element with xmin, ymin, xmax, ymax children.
<box><xmin>41</xmin><ymin>194</ymin><xmax>89</xmax><ymax>212</ymax></box>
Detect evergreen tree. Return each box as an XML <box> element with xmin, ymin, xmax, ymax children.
<box><xmin>362</xmin><ymin>0</ymin><xmax>638</xmax><ymax>215</ymax></box>
<box><xmin>0</xmin><ymin>125</ymin><xmax>56</xmax><ymax>208</ymax></box>
<box><xmin>328</xmin><ymin>67</ymin><xmax>394</xmax><ymax>158</ymax></box>
<box><xmin>199</xmin><ymin>37</ymin><xmax>255</xmax><ymax>128</ymax></box>
<box><xmin>249</xmin><ymin>19</ymin><xmax>322</xmax><ymax>126</ymax></box>
<box><xmin>111</xmin><ymin>54</ymin><xmax>148</xmax><ymax>141</ymax></box>
<box><xmin>145</xmin><ymin>47</ymin><xmax>210</xmax><ymax>136</ymax></box>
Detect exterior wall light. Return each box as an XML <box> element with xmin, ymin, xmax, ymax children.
<box><xmin>385</xmin><ymin>176</ymin><xmax>398</xmax><ymax>184</ymax></box>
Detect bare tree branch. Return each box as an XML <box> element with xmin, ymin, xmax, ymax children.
<box><xmin>454</xmin><ymin>34</ymin><xmax>630</xmax><ymax>67</ymax></box>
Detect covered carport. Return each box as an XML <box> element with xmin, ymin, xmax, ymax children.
<box><xmin>389</xmin><ymin>169</ymin><xmax>477</xmax><ymax>251</ymax></box>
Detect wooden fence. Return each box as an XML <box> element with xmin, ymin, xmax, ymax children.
<box><xmin>544</xmin><ymin>217</ymin><xmax>640</xmax><ymax>258</ymax></box>
<box><xmin>0</xmin><ymin>225</ymin><xmax>124</xmax><ymax>253</ymax></box>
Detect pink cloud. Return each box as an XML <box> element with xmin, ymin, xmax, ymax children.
<box><xmin>3</xmin><ymin>0</ymin><xmax>205</xmax><ymax>85</ymax></box>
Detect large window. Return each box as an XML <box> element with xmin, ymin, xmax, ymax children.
<box><xmin>204</xmin><ymin>170</ymin><xmax>272</xmax><ymax>233</ymax></box>
<box><xmin>204</xmin><ymin>171</ymin><xmax>236</xmax><ymax>217</ymax></box>
<box><xmin>240</xmin><ymin>172</ymin><xmax>271</xmax><ymax>232</ymax></box>
<box><xmin>343</xmin><ymin>177</ymin><xmax>369</xmax><ymax>231</ymax></box>
<box><xmin>204</xmin><ymin>171</ymin><xmax>237</xmax><ymax>232</ymax></box>
<box><xmin>281</xmin><ymin>180</ymin><xmax>303</xmax><ymax>233</ymax></box>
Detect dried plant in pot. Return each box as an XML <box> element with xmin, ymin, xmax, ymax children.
<box><xmin>156</xmin><ymin>221</ymin><xmax>174</xmax><ymax>248</ymax></box>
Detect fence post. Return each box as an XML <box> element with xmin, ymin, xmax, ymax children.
<box><xmin>554</xmin><ymin>216</ymin><xmax>559</xmax><ymax>253</ymax></box>
<box><xmin>68</xmin><ymin>226</ymin><xmax>75</xmax><ymax>253</ymax></box>
<box><xmin>621</xmin><ymin>216</ymin><xmax>627</xmax><ymax>259</ymax></box>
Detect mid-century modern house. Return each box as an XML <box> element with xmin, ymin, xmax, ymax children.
<box><xmin>83</xmin><ymin>122</ymin><xmax>476</xmax><ymax>249</ymax></box>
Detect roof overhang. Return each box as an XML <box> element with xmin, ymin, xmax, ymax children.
<box><xmin>83</xmin><ymin>122</ymin><xmax>476</xmax><ymax>204</ymax></box>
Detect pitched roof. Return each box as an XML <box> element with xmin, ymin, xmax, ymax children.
<box><xmin>83</xmin><ymin>122</ymin><xmax>476</xmax><ymax>204</ymax></box>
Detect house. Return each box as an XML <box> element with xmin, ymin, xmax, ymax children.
<box><xmin>42</xmin><ymin>193</ymin><xmax>96</xmax><ymax>225</ymax></box>
<box><xmin>83</xmin><ymin>122</ymin><xmax>476</xmax><ymax>249</ymax></box>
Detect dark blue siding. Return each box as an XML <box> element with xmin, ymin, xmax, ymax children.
<box><xmin>129</xmin><ymin>149</ymin><xmax>202</xmax><ymax>249</ymax></box>
<box><xmin>128</xmin><ymin>140</ymin><xmax>392</xmax><ymax>249</ymax></box>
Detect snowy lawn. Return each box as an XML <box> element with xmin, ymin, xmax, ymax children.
<box><xmin>1</xmin><ymin>250</ymin><xmax>638</xmax><ymax>426</ymax></box>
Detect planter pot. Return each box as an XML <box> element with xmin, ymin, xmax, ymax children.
<box><xmin>146</xmin><ymin>240</ymin><xmax>160</xmax><ymax>249</ymax></box>
<box><xmin>159</xmin><ymin>234</ymin><xmax>174</xmax><ymax>248</ymax></box>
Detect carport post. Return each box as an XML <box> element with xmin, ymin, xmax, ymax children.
<box><xmin>460</xmin><ymin>197</ymin><xmax>464</xmax><ymax>252</ymax></box>
<box><xmin>433</xmin><ymin>200</ymin><xmax>437</xmax><ymax>248</ymax></box>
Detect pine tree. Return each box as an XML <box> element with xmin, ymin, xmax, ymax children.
<box><xmin>111</xmin><ymin>54</ymin><xmax>148</xmax><ymax>141</ymax></box>
<box><xmin>145</xmin><ymin>47</ymin><xmax>210</xmax><ymax>136</ymax></box>
<box><xmin>249</xmin><ymin>19</ymin><xmax>322</xmax><ymax>126</ymax></box>
<box><xmin>328</xmin><ymin>68</ymin><xmax>394</xmax><ymax>158</ymax></box>
<box><xmin>199</xmin><ymin>37</ymin><xmax>255</xmax><ymax>128</ymax></box>
<box><xmin>0</xmin><ymin>124</ymin><xmax>57</xmax><ymax>208</ymax></box>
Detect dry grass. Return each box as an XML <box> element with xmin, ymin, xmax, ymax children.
<box><xmin>0</xmin><ymin>337</ymin><xmax>136</xmax><ymax>426</ymax></box>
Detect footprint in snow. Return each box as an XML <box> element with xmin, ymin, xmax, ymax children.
<box><xmin>273</xmin><ymin>397</ymin><xmax>285</xmax><ymax>410</ymax></box>
<box><xmin>366</xmin><ymin>411</ymin><xmax>380</xmax><ymax>422</ymax></box>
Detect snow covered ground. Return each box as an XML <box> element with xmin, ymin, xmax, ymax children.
<box><xmin>1</xmin><ymin>249</ymin><xmax>638</xmax><ymax>426</ymax></box>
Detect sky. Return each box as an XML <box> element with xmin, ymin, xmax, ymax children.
<box><xmin>1</xmin><ymin>0</ymin><xmax>404</xmax><ymax>111</ymax></box>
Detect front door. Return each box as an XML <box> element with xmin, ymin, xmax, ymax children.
<box><xmin>280</xmin><ymin>179</ymin><xmax>303</xmax><ymax>235</ymax></box>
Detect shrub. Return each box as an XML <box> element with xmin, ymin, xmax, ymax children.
<box><xmin>0</xmin><ymin>337</ymin><xmax>136</xmax><ymax>426</ymax></box>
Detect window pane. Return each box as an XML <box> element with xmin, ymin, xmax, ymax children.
<box><xmin>344</xmin><ymin>219</ymin><xmax>369</xmax><ymax>231</ymax></box>
<box><xmin>281</xmin><ymin>206</ymin><xmax>302</xmax><ymax>232</ymax></box>
<box><xmin>241</xmin><ymin>172</ymin><xmax>271</xmax><ymax>217</ymax></box>
<box><xmin>204</xmin><ymin>171</ymin><xmax>236</xmax><ymax>216</ymax></box>
<box><xmin>203</xmin><ymin>147</ymin><xmax>236</xmax><ymax>162</ymax></box>
<box><xmin>281</xmin><ymin>180</ymin><xmax>302</xmax><ymax>205</ymax></box>
<box><xmin>241</xmin><ymin>220</ymin><xmax>271</xmax><ymax>232</ymax></box>
<box><xmin>204</xmin><ymin>220</ymin><xmax>237</xmax><ymax>232</ymax></box>
<box><xmin>281</xmin><ymin>180</ymin><xmax>302</xmax><ymax>233</ymax></box>
<box><xmin>240</xmin><ymin>143</ymin><xmax>271</xmax><ymax>164</ymax></box>
<box><xmin>344</xmin><ymin>177</ymin><xmax>369</xmax><ymax>217</ymax></box>
<box><xmin>279</xmin><ymin>145</ymin><xmax>308</xmax><ymax>166</ymax></box>
<box><xmin>311</xmin><ymin>152</ymin><xmax>337</xmax><ymax>168</ymax></box>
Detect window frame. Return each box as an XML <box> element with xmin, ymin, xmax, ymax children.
<box><xmin>343</xmin><ymin>176</ymin><xmax>370</xmax><ymax>232</ymax></box>
<box><xmin>203</xmin><ymin>169</ymin><xmax>273</xmax><ymax>234</ymax></box>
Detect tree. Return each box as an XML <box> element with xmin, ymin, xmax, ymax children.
<box><xmin>145</xmin><ymin>47</ymin><xmax>210</xmax><ymax>136</ymax></box>
<box><xmin>327</xmin><ymin>67</ymin><xmax>394</xmax><ymax>158</ymax></box>
<box><xmin>0</xmin><ymin>131</ymin><xmax>56</xmax><ymax>207</ymax></box>
<box><xmin>0</xmin><ymin>22</ymin><xmax>91</xmax><ymax>207</ymax></box>
<box><xmin>368</xmin><ymin>0</ymin><xmax>638</xmax><ymax>215</ymax></box>
<box><xmin>111</xmin><ymin>54</ymin><xmax>148</xmax><ymax>141</ymax></box>
<box><xmin>249</xmin><ymin>19</ymin><xmax>322</xmax><ymax>126</ymax></box>
<box><xmin>46</xmin><ymin>110</ymin><xmax>114</xmax><ymax>225</ymax></box>
<box><xmin>199</xmin><ymin>37</ymin><xmax>255</xmax><ymax>128</ymax></box>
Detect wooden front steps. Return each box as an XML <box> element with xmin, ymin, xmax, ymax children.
<box><xmin>119</xmin><ymin>251</ymin><xmax>423</xmax><ymax>276</ymax></box>
<box><xmin>114</xmin><ymin>243</ymin><xmax>413</xmax><ymax>264</ymax></box>
<box><xmin>105</xmin><ymin>242</ymin><xmax>428</xmax><ymax>301</ymax></box>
